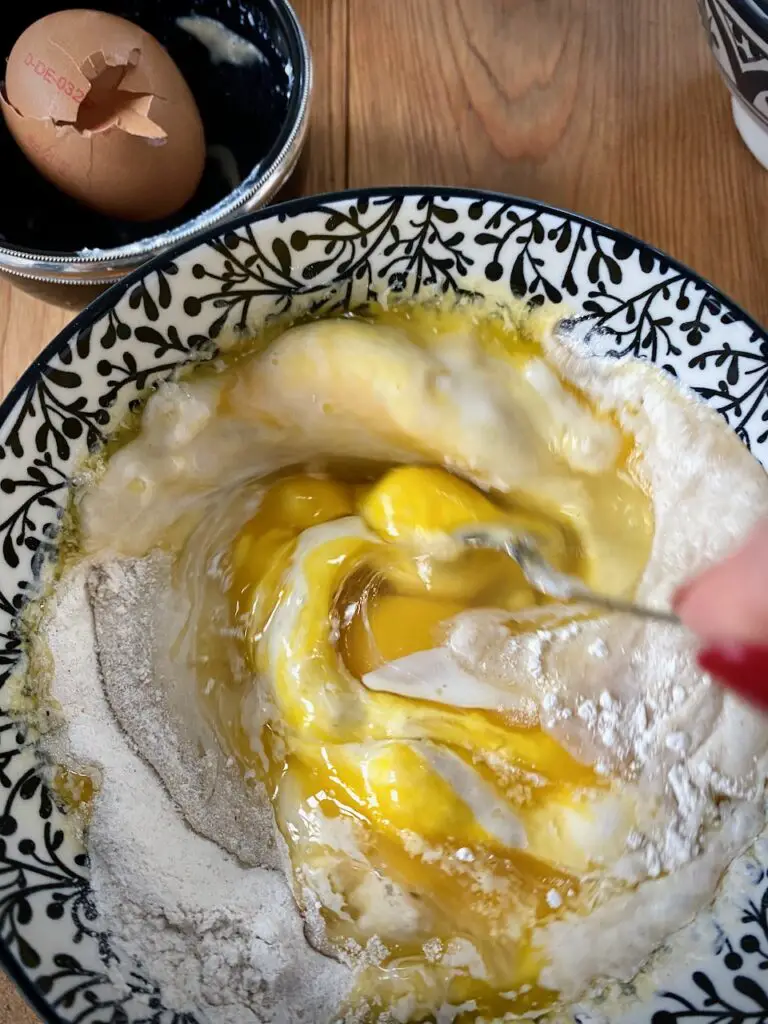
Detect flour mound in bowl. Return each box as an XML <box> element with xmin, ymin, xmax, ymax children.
<box><xmin>35</xmin><ymin>301</ymin><xmax>768</xmax><ymax>1022</ymax></box>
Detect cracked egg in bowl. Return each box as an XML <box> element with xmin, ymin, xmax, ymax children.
<box><xmin>10</xmin><ymin>192</ymin><xmax>768</xmax><ymax>1024</ymax></box>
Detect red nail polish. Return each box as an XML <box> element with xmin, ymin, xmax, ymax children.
<box><xmin>698</xmin><ymin>644</ymin><xmax>768</xmax><ymax>710</ymax></box>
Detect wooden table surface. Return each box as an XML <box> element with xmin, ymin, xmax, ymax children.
<box><xmin>2</xmin><ymin>0</ymin><xmax>768</xmax><ymax>1019</ymax></box>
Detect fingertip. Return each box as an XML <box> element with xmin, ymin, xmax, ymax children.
<box><xmin>671</xmin><ymin>581</ymin><xmax>692</xmax><ymax>614</ymax></box>
<box><xmin>698</xmin><ymin>643</ymin><xmax>768</xmax><ymax>710</ymax></box>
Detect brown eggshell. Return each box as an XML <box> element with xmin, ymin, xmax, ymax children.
<box><xmin>0</xmin><ymin>9</ymin><xmax>206</xmax><ymax>221</ymax></box>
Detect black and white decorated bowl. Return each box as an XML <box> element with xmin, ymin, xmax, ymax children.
<box><xmin>0</xmin><ymin>188</ymin><xmax>767</xmax><ymax>1024</ymax></box>
<box><xmin>698</xmin><ymin>0</ymin><xmax>768</xmax><ymax>168</ymax></box>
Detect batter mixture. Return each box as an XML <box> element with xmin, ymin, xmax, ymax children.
<box><xmin>34</xmin><ymin>301</ymin><xmax>768</xmax><ymax>1022</ymax></box>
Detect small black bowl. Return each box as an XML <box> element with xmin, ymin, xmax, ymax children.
<box><xmin>0</xmin><ymin>0</ymin><xmax>311</xmax><ymax>297</ymax></box>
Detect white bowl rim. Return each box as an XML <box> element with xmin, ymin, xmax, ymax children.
<box><xmin>5</xmin><ymin>184</ymin><xmax>764</xmax><ymax>406</ymax></box>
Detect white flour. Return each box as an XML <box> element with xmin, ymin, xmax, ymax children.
<box><xmin>40</xmin><ymin>569</ymin><xmax>352</xmax><ymax>1024</ymax></box>
<box><xmin>442</xmin><ymin>325</ymin><xmax>768</xmax><ymax>996</ymax></box>
<box><xmin>445</xmin><ymin>328</ymin><xmax>768</xmax><ymax>886</ymax></box>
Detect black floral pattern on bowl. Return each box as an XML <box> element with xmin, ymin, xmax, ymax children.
<box><xmin>0</xmin><ymin>188</ymin><xmax>766</xmax><ymax>1023</ymax></box>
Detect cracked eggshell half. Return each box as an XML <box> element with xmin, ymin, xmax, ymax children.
<box><xmin>0</xmin><ymin>10</ymin><xmax>206</xmax><ymax>221</ymax></box>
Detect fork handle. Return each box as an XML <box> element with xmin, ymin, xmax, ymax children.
<box><xmin>573</xmin><ymin>592</ymin><xmax>681</xmax><ymax>625</ymax></box>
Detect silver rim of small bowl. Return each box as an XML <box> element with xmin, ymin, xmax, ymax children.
<box><xmin>0</xmin><ymin>0</ymin><xmax>313</xmax><ymax>287</ymax></box>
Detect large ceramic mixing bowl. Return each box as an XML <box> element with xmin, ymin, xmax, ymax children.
<box><xmin>0</xmin><ymin>188</ymin><xmax>767</xmax><ymax>1024</ymax></box>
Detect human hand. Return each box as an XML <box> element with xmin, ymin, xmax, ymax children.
<box><xmin>674</xmin><ymin>521</ymin><xmax>768</xmax><ymax>708</ymax></box>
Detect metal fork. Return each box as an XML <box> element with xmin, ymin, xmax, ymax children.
<box><xmin>456</xmin><ymin>527</ymin><xmax>680</xmax><ymax>625</ymax></box>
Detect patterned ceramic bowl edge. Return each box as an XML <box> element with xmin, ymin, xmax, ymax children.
<box><xmin>0</xmin><ymin>187</ymin><xmax>767</xmax><ymax>1024</ymax></box>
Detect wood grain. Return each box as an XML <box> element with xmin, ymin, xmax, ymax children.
<box><xmin>1</xmin><ymin>0</ymin><xmax>767</xmax><ymax>1018</ymax></box>
<box><xmin>290</xmin><ymin>0</ymin><xmax>349</xmax><ymax>195</ymax></box>
<box><xmin>0</xmin><ymin>980</ymin><xmax>38</xmax><ymax>1024</ymax></box>
<box><xmin>0</xmin><ymin>281</ymin><xmax>72</xmax><ymax>398</ymax></box>
<box><xmin>347</xmin><ymin>0</ymin><xmax>768</xmax><ymax>324</ymax></box>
